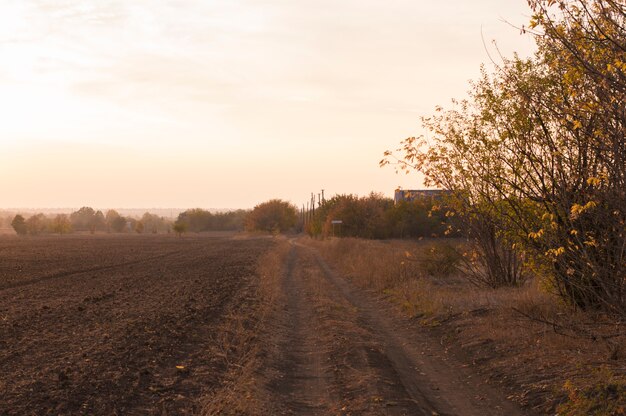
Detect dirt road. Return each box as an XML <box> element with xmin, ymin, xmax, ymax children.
<box><xmin>262</xmin><ymin>241</ymin><xmax>528</xmax><ymax>415</ymax></box>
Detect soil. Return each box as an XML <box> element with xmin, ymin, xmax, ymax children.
<box><xmin>1</xmin><ymin>234</ymin><xmax>538</xmax><ymax>415</ymax></box>
<box><xmin>0</xmin><ymin>234</ymin><xmax>272</xmax><ymax>415</ymax></box>
<box><xmin>261</xmin><ymin>241</ymin><xmax>529</xmax><ymax>415</ymax></box>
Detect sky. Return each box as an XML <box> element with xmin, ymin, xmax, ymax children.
<box><xmin>0</xmin><ymin>0</ymin><xmax>536</xmax><ymax>209</ymax></box>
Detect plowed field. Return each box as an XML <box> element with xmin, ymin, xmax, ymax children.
<box><xmin>0</xmin><ymin>234</ymin><xmax>271</xmax><ymax>415</ymax></box>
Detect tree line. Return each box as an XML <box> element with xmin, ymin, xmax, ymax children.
<box><xmin>7</xmin><ymin>207</ymin><xmax>252</xmax><ymax>236</ymax></box>
<box><xmin>304</xmin><ymin>193</ymin><xmax>455</xmax><ymax>239</ymax></box>
<box><xmin>8</xmin><ymin>207</ymin><xmax>174</xmax><ymax>235</ymax></box>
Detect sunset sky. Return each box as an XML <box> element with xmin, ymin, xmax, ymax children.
<box><xmin>0</xmin><ymin>0</ymin><xmax>536</xmax><ymax>209</ymax></box>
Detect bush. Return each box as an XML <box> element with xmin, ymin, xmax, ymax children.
<box><xmin>416</xmin><ymin>241</ymin><xmax>462</xmax><ymax>279</ymax></box>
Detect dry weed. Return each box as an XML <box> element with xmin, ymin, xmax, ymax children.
<box><xmin>200</xmin><ymin>239</ymin><xmax>291</xmax><ymax>415</ymax></box>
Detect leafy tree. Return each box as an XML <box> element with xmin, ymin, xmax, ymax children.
<box><xmin>92</xmin><ymin>210</ymin><xmax>106</xmax><ymax>233</ymax></box>
<box><xmin>70</xmin><ymin>207</ymin><xmax>97</xmax><ymax>231</ymax></box>
<box><xmin>140</xmin><ymin>212</ymin><xmax>170</xmax><ymax>234</ymax></box>
<box><xmin>106</xmin><ymin>210</ymin><xmax>127</xmax><ymax>233</ymax></box>
<box><xmin>176</xmin><ymin>208</ymin><xmax>213</xmax><ymax>232</ymax></box>
<box><xmin>26</xmin><ymin>213</ymin><xmax>47</xmax><ymax>235</ymax></box>
<box><xmin>173</xmin><ymin>221</ymin><xmax>187</xmax><ymax>237</ymax></box>
<box><xmin>245</xmin><ymin>199</ymin><xmax>298</xmax><ymax>233</ymax></box>
<box><xmin>385</xmin><ymin>0</ymin><xmax>625</xmax><ymax>308</ymax></box>
<box><xmin>175</xmin><ymin>209</ymin><xmax>248</xmax><ymax>232</ymax></box>
<box><xmin>51</xmin><ymin>214</ymin><xmax>72</xmax><ymax>234</ymax></box>
<box><xmin>11</xmin><ymin>215</ymin><xmax>27</xmax><ymax>235</ymax></box>
<box><xmin>321</xmin><ymin>193</ymin><xmax>393</xmax><ymax>239</ymax></box>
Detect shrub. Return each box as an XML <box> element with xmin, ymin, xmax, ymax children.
<box><xmin>416</xmin><ymin>241</ymin><xmax>462</xmax><ymax>279</ymax></box>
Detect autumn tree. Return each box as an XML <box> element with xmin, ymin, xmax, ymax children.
<box><xmin>245</xmin><ymin>199</ymin><xmax>298</xmax><ymax>233</ymax></box>
<box><xmin>176</xmin><ymin>208</ymin><xmax>210</xmax><ymax>232</ymax></box>
<box><xmin>519</xmin><ymin>0</ymin><xmax>626</xmax><ymax>312</ymax></box>
<box><xmin>51</xmin><ymin>214</ymin><xmax>72</xmax><ymax>234</ymax></box>
<box><xmin>105</xmin><ymin>210</ymin><xmax>127</xmax><ymax>233</ymax></box>
<box><xmin>140</xmin><ymin>212</ymin><xmax>171</xmax><ymax>234</ymax></box>
<box><xmin>92</xmin><ymin>210</ymin><xmax>106</xmax><ymax>233</ymax></box>
<box><xmin>175</xmin><ymin>209</ymin><xmax>248</xmax><ymax>232</ymax></box>
<box><xmin>26</xmin><ymin>213</ymin><xmax>47</xmax><ymax>235</ymax></box>
<box><xmin>173</xmin><ymin>221</ymin><xmax>187</xmax><ymax>237</ymax></box>
<box><xmin>385</xmin><ymin>0</ymin><xmax>625</xmax><ymax>309</ymax></box>
<box><xmin>70</xmin><ymin>207</ymin><xmax>96</xmax><ymax>231</ymax></box>
<box><xmin>11</xmin><ymin>215</ymin><xmax>27</xmax><ymax>236</ymax></box>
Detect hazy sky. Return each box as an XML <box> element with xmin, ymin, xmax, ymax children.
<box><xmin>0</xmin><ymin>0</ymin><xmax>536</xmax><ymax>209</ymax></box>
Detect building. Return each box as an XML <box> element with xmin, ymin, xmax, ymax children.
<box><xmin>393</xmin><ymin>189</ymin><xmax>449</xmax><ymax>205</ymax></box>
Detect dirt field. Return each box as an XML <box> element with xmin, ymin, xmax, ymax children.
<box><xmin>2</xmin><ymin>234</ymin><xmax>551</xmax><ymax>415</ymax></box>
<box><xmin>0</xmin><ymin>234</ymin><xmax>272</xmax><ymax>415</ymax></box>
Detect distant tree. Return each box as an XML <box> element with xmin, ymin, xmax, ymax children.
<box><xmin>51</xmin><ymin>214</ymin><xmax>72</xmax><ymax>234</ymax></box>
<box><xmin>106</xmin><ymin>210</ymin><xmax>127</xmax><ymax>233</ymax></box>
<box><xmin>176</xmin><ymin>208</ymin><xmax>213</xmax><ymax>232</ymax></box>
<box><xmin>175</xmin><ymin>208</ymin><xmax>248</xmax><ymax>232</ymax></box>
<box><xmin>70</xmin><ymin>207</ymin><xmax>96</xmax><ymax>232</ymax></box>
<box><xmin>141</xmin><ymin>212</ymin><xmax>166</xmax><ymax>234</ymax></box>
<box><xmin>105</xmin><ymin>210</ymin><xmax>118</xmax><ymax>232</ymax></box>
<box><xmin>173</xmin><ymin>221</ymin><xmax>187</xmax><ymax>237</ymax></box>
<box><xmin>91</xmin><ymin>210</ymin><xmax>106</xmax><ymax>233</ymax></box>
<box><xmin>11</xmin><ymin>215</ymin><xmax>27</xmax><ymax>235</ymax></box>
<box><xmin>134</xmin><ymin>220</ymin><xmax>144</xmax><ymax>234</ymax></box>
<box><xmin>245</xmin><ymin>199</ymin><xmax>298</xmax><ymax>233</ymax></box>
<box><xmin>26</xmin><ymin>213</ymin><xmax>47</xmax><ymax>235</ymax></box>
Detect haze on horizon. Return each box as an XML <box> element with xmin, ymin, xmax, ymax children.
<box><xmin>0</xmin><ymin>0</ymin><xmax>536</xmax><ymax>209</ymax></box>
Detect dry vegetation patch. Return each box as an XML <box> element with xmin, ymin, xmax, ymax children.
<box><xmin>303</xmin><ymin>236</ymin><xmax>626</xmax><ymax>414</ymax></box>
<box><xmin>200</xmin><ymin>238</ymin><xmax>291</xmax><ymax>415</ymax></box>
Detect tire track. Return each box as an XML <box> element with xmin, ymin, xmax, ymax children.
<box><xmin>267</xmin><ymin>246</ymin><xmax>336</xmax><ymax>415</ymax></box>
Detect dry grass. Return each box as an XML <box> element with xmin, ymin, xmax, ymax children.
<box><xmin>302</xmin><ymin>236</ymin><xmax>626</xmax><ymax>414</ymax></box>
<box><xmin>200</xmin><ymin>238</ymin><xmax>291</xmax><ymax>415</ymax></box>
